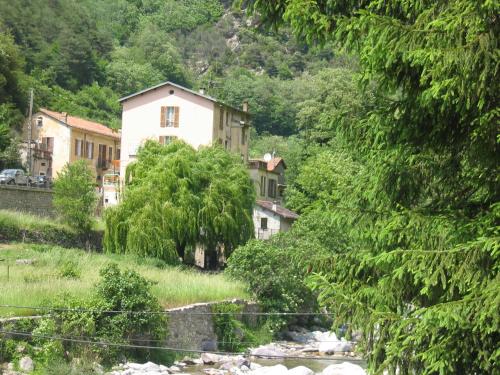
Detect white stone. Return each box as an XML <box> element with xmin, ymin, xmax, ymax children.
<box><xmin>322</xmin><ymin>362</ymin><xmax>366</xmax><ymax>375</ymax></box>
<box><xmin>19</xmin><ymin>356</ymin><xmax>34</xmax><ymax>372</ymax></box>
<box><xmin>288</xmin><ymin>366</ymin><xmax>314</xmax><ymax>375</ymax></box>
<box><xmin>313</xmin><ymin>331</ymin><xmax>338</xmax><ymax>342</ymax></box>
<box><xmin>249</xmin><ymin>364</ymin><xmax>288</xmax><ymax>375</ymax></box>
<box><xmin>201</xmin><ymin>352</ymin><xmax>221</xmax><ymax>364</ymax></box>
<box><xmin>318</xmin><ymin>340</ymin><xmax>351</xmax><ymax>354</ymax></box>
<box><xmin>250</xmin><ymin>345</ymin><xmax>287</xmax><ymax>358</ymax></box>
<box><xmin>169</xmin><ymin>365</ymin><xmax>181</xmax><ymax>372</ymax></box>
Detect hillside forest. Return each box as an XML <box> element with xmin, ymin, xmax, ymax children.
<box><xmin>0</xmin><ymin>0</ymin><xmax>498</xmax><ymax>374</ymax></box>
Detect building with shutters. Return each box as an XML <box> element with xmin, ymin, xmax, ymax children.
<box><xmin>22</xmin><ymin>108</ymin><xmax>121</xmax><ymax>184</ymax></box>
<box><xmin>118</xmin><ymin>81</ymin><xmax>251</xmax><ymax>178</ymax></box>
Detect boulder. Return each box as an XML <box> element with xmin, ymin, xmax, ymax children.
<box><xmin>19</xmin><ymin>356</ymin><xmax>34</xmax><ymax>372</ymax></box>
<box><xmin>250</xmin><ymin>345</ymin><xmax>287</xmax><ymax>358</ymax></box>
<box><xmin>288</xmin><ymin>366</ymin><xmax>314</xmax><ymax>375</ymax></box>
<box><xmin>201</xmin><ymin>352</ymin><xmax>221</xmax><ymax>364</ymax></box>
<box><xmin>249</xmin><ymin>364</ymin><xmax>288</xmax><ymax>375</ymax></box>
<box><xmin>322</xmin><ymin>362</ymin><xmax>366</xmax><ymax>375</ymax></box>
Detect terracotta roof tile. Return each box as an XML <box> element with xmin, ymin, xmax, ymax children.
<box><xmin>267</xmin><ymin>157</ymin><xmax>285</xmax><ymax>171</ymax></box>
<box><xmin>39</xmin><ymin>108</ymin><xmax>120</xmax><ymax>140</ymax></box>
<box><xmin>256</xmin><ymin>200</ymin><xmax>299</xmax><ymax>220</ymax></box>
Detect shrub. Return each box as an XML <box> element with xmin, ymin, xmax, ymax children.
<box><xmin>53</xmin><ymin>160</ymin><xmax>97</xmax><ymax>234</ymax></box>
<box><xmin>57</xmin><ymin>260</ymin><xmax>81</xmax><ymax>279</ymax></box>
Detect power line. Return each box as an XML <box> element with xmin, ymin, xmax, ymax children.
<box><xmin>0</xmin><ymin>330</ymin><xmax>363</xmax><ymax>362</ymax></box>
<box><xmin>0</xmin><ymin>304</ymin><xmax>338</xmax><ymax>316</ymax></box>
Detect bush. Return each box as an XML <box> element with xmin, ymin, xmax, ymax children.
<box><xmin>53</xmin><ymin>160</ymin><xmax>97</xmax><ymax>234</ymax></box>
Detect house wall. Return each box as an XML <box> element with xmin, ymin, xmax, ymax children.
<box><xmin>29</xmin><ymin>114</ymin><xmax>71</xmax><ymax>178</ymax></box>
<box><xmin>248</xmin><ymin>168</ymin><xmax>281</xmax><ymax>204</ymax></box>
<box><xmin>70</xmin><ymin>129</ymin><xmax>120</xmax><ymax>183</ymax></box>
<box><xmin>212</xmin><ymin>105</ymin><xmax>250</xmax><ymax>162</ymax></box>
<box><xmin>120</xmin><ymin>85</ymin><xmax>216</xmax><ymax>177</ymax></box>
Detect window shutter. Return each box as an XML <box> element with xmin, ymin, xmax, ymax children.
<box><xmin>174</xmin><ymin>107</ymin><xmax>180</xmax><ymax>128</ymax></box>
<box><xmin>159</xmin><ymin>136</ymin><xmax>165</xmax><ymax>145</ymax></box>
<box><xmin>160</xmin><ymin>106</ymin><xmax>166</xmax><ymax>128</ymax></box>
<box><xmin>91</xmin><ymin>142</ymin><xmax>94</xmax><ymax>159</ymax></box>
<box><xmin>75</xmin><ymin>139</ymin><xmax>78</xmax><ymax>156</ymax></box>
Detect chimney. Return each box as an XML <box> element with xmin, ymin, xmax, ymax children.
<box><xmin>61</xmin><ymin>112</ymin><xmax>68</xmax><ymax>123</ymax></box>
<box><xmin>272</xmin><ymin>201</ymin><xmax>277</xmax><ymax>212</ymax></box>
<box><xmin>242</xmin><ymin>100</ymin><xmax>249</xmax><ymax>113</ymax></box>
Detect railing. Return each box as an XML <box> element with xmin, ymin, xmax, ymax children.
<box><xmin>257</xmin><ymin>228</ymin><xmax>279</xmax><ymax>240</ymax></box>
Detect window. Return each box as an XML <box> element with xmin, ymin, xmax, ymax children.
<box><xmin>116</xmin><ymin>148</ymin><xmax>121</xmax><ymax>160</ymax></box>
<box><xmin>159</xmin><ymin>136</ymin><xmax>177</xmax><ymax>145</ymax></box>
<box><xmin>41</xmin><ymin>137</ymin><xmax>54</xmax><ymax>152</ymax></box>
<box><xmin>85</xmin><ymin>141</ymin><xmax>94</xmax><ymax>159</ymax></box>
<box><xmin>241</xmin><ymin>127</ymin><xmax>246</xmax><ymax>145</ymax></box>
<box><xmin>41</xmin><ymin>162</ymin><xmax>46</xmax><ymax>167</ymax></box>
<box><xmin>268</xmin><ymin>179</ymin><xmax>277</xmax><ymax>198</ymax></box>
<box><xmin>98</xmin><ymin>144</ymin><xmax>107</xmax><ymax>168</ymax></box>
<box><xmin>160</xmin><ymin>106</ymin><xmax>179</xmax><ymax>128</ymax></box>
<box><xmin>75</xmin><ymin>139</ymin><xmax>83</xmax><ymax>157</ymax></box>
<box><xmin>260</xmin><ymin>217</ymin><xmax>268</xmax><ymax>230</ymax></box>
<box><xmin>108</xmin><ymin>147</ymin><xmax>113</xmax><ymax>161</ymax></box>
<box><xmin>260</xmin><ymin>176</ymin><xmax>266</xmax><ymax>196</ymax></box>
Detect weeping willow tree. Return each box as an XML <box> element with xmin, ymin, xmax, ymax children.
<box><xmin>104</xmin><ymin>140</ymin><xmax>255</xmax><ymax>267</ymax></box>
<box><xmin>241</xmin><ymin>0</ymin><xmax>499</xmax><ymax>373</ymax></box>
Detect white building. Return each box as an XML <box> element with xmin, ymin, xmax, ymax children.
<box><xmin>118</xmin><ymin>81</ymin><xmax>250</xmax><ymax>177</ymax></box>
<box><xmin>253</xmin><ymin>200</ymin><xmax>299</xmax><ymax>240</ymax></box>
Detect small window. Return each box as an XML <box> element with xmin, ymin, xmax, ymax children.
<box><xmin>86</xmin><ymin>141</ymin><xmax>94</xmax><ymax>159</ymax></box>
<box><xmin>169</xmin><ymin>90</ymin><xmax>174</xmax><ymax>95</ymax></box>
<box><xmin>116</xmin><ymin>148</ymin><xmax>121</xmax><ymax>160</ymax></box>
<box><xmin>241</xmin><ymin>127</ymin><xmax>246</xmax><ymax>145</ymax></box>
<box><xmin>261</xmin><ymin>218</ymin><xmax>268</xmax><ymax>230</ymax></box>
<box><xmin>161</xmin><ymin>106</ymin><xmax>179</xmax><ymax>128</ymax></box>
<box><xmin>260</xmin><ymin>176</ymin><xmax>266</xmax><ymax>196</ymax></box>
<box><xmin>75</xmin><ymin>139</ymin><xmax>83</xmax><ymax>157</ymax></box>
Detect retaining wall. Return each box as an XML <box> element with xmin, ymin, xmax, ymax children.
<box><xmin>165</xmin><ymin>299</ymin><xmax>260</xmax><ymax>351</ymax></box>
<box><xmin>0</xmin><ymin>185</ymin><xmax>55</xmax><ymax>217</ymax></box>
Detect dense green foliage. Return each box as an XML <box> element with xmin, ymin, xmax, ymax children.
<box><xmin>53</xmin><ymin>161</ymin><xmax>98</xmax><ymax>234</ymax></box>
<box><xmin>234</xmin><ymin>0</ymin><xmax>500</xmax><ymax>373</ymax></box>
<box><xmin>0</xmin><ymin>0</ymin><xmax>349</xmax><ymax>138</ymax></box>
<box><xmin>105</xmin><ymin>141</ymin><xmax>254</xmax><ymax>267</ymax></box>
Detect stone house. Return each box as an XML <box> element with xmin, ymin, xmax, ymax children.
<box><xmin>118</xmin><ymin>81</ymin><xmax>250</xmax><ymax>178</ymax></box>
<box><xmin>253</xmin><ymin>200</ymin><xmax>299</xmax><ymax>240</ymax></box>
<box><xmin>23</xmin><ymin>109</ymin><xmax>121</xmax><ymax>184</ymax></box>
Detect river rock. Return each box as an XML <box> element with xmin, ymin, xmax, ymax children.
<box><xmin>322</xmin><ymin>362</ymin><xmax>366</xmax><ymax>375</ymax></box>
<box><xmin>250</xmin><ymin>345</ymin><xmax>287</xmax><ymax>358</ymax></box>
<box><xmin>19</xmin><ymin>356</ymin><xmax>34</xmax><ymax>372</ymax></box>
<box><xmin>249</xmin><ymin>364</ymin><xmax>288</xmax><ymax>375</ymax></box>
<box><xmin>313</xmin><ymin>331</ymin><xmax>338</xmax><ymax>342</ymax></box>
<box><xmin>288</xmin><ymin>365</ymin><xmax>315</xmax><ymax>375</ymax></box>
<box><xmin>201</xmin><ymin>352</ymin><xmax>221</xmax><ymax>364</ymax></box>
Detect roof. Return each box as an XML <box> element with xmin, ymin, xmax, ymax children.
<box><xmin>248</xmin><ymin>157</ymin><xmax>286</xmax><ymax>172</ymax></box>
<box><xmin>256</xmin><ymin>200</ymin><xmax>299</xmax><ymax>220</ymax></box>
<box><xmin>118</xmin><ymin>81</ymin><xmax>248</xmax><ymax>115</ymax></box>
<box><xmin>267</xmin><ymin>157</ymin><xmax>286</xmax><ymax>172</ymax></box>
<box><xmin>39</xmin><ymin>109</ymin><xmax>120</xmax><ymax>140</ymax></box>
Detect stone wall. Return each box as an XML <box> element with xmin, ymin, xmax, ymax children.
<box><xmin>165</xmin><ymin>299</ymin><xmax>260</xmax><ymax>351</ymax></box>
<box><xmin>0</xmin><ymin>185</ymin><xmax>55</xmax><ymax>217</ymax></box>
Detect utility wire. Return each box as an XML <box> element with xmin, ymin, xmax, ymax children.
<box><xmin>0</xmin><ymin>304</ymin><xmax>338</xmax><ymax>316</ymax></box>
<box><xmin>0</xmin><ymin>330</ymin><xmax>363</xmax><ymax>362</ymax></box>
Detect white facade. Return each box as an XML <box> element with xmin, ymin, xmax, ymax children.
<box><xmin>119</xmin><ymin>82</ymin><xmax>250</xmax><ymax>177</ymax></box>
<box><xmin>253</xmin><ymin>201</ymin><xmax>296</xmax><ymax>240</ymax></box>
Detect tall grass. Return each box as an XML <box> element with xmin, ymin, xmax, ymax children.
<box><xmin>0</xmin><ymin>243</ymin><xmax>248</xmax><ymax>317</ymax></box>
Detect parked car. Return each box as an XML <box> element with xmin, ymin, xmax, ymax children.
<box><xmin>0</xmin><ymin>169</ymin><xmax>31</xmax><ymax>185</ymax></box>
<box><xmin>31</xmin><ymin>175</ymin><xmax>52</xmax><ymax>188</ymax></box>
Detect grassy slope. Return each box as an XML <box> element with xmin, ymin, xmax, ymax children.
<box><xmin>0</xmin><ymin>243</ymin><xmax>248</xmax><ymax>317</ymax></box>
